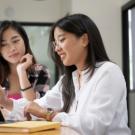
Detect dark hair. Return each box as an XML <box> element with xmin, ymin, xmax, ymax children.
<box><xmin>48</xmin><ymin>13</ymin><xmax>110</xmax><ymax>112</ymax></box>
<box><xmin>0</xmin><ymin>20</ymin><xmax>36</xmax><ymax>82</ymax></box>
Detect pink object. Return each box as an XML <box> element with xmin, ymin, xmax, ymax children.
<box><xmin>7</xmin><ymin>93</ymin><xmax>22</xmax><ymax>100</ymax></box>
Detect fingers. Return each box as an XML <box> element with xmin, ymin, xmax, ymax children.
<box><xmin>24</xmin><ymin>102</ymin><xmax>45</xmax><ymax>119</ymax></box>
<box><xmin>0</xmin><ymin>85</ymin><xmax>5</xmax><ymax>94</ymax></box>
<box><xmin>25</xmin><ymin>112</ymin><xmax>32</xmax><ymax>121</ymax></box>
<box><xmin>0</xmin><ymin>86</ymin><xmax>6</xmax><ymax>107</ymax></box>
<box><xmin>20</xmin><ymin>53</ymin><xmax>33</xmax><ymax>64</ymax></box>
<box><xmin>0</xmin><ymin>85</ymin><xmax>2</xmax><ymax>89</ymax></box>
<box><xmin>24</xmin><ymin>103</ymin><xmax>32</xmax><ymax>120</ymax></box>
<box><xmin>17</xmin><ymin>53</ymin><xmax>33</xmax><ymax>71</ymax></box>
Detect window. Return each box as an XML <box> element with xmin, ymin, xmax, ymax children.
<box><xmin>122</xmin><ymin>1</ymin><xmax>135</xmax><ymax>91</ymax></box>
<box><xmin>21</xmin><ymin>22</ymin><xmax>56</xmax><ymax>88</ymax></box>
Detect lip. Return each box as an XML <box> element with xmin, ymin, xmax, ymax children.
<box><xmin>58</xmin><ymin>53</ymin><xmax>66</xmax><ymax>60</ymax></box>
<box><xmin>60</xmin><ymin>54</ymin><xmax>65</xmax><ymax>59</ymax></box>
<box><xmin>9</xmin><ymin>53</ymin><xmax>19</xmax><ymax>58</ymax></box>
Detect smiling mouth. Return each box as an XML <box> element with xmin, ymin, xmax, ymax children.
<box><xmin>59</xmin><ymin>54</ymin><xmax>65</xmax><ymax>60</ymax></box>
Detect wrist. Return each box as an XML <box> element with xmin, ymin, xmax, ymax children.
<box><xmin>17</xmin><ymin>68</ymin><xmax>27</xmax><ymax>79</ymax></box>
<box><xmin>44</xmin><ymin>108</ymin><xmax>55</xmax><ymax>121</ymax></box>
<box><xmin>17</xmin><ymin>64</ymin><xmax>26</xmax><ymax>72</ymax></box>
<box><xmin>20</xmin><ymin>85</ymin><xmax>32</xmax><ymax>91</ymax></box>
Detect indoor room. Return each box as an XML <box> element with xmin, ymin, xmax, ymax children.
<box><xmin>0</xmin><ymin>0</ymin><xmax>134</xmax><ymax>135</ymax></box>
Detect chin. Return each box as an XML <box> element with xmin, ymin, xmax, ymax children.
<box><xmin>9</xmin><ymin>60</ymin><xmax>20</xmax><ymax>65</ymax></box>
<box><xmin>63</xmin><ymin>61</ymin><xmax>72</xmax><ymax>66</ymax></box>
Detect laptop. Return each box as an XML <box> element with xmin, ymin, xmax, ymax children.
<box><xmin>0</xmin><ymin>110</ymin><xmax>5</xmax><ymax>123</ymax></box>
<box><xmin>0</xmin><ymin>110</ymin><xmax>16</xmax><ymax>124</ymax></box>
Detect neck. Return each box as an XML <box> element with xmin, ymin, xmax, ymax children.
<box><xmin>77</xmin><ymin>64</ymin><xmax>89</xmax><ymax>73</ymax></box>
<box><xmin>9</xmin><ymin>64</ymin><xmax>17</xmax><ymax>75</ymax></box>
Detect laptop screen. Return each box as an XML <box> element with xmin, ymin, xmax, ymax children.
<box><xmin>0</xmin><ymin>110</ymin><xmax>5</xmax><ymax>122</ymax></box>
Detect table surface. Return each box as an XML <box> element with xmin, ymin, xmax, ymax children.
<box><xmin>0</xmin><ymin>126</ymin><xmax>80</xmax><ymax>135</ymax></box>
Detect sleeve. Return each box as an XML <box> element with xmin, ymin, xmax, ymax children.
<box><xmin>52</xmin><ymin>64</ymin><xmax>128</xmax><ymax>135</ymax></box>
<box><xmin>6</xmin><ymin>76</ymin><xmax>63</xmax><ymax>121</ymax></box>
<box><xmin>34</xmin><ymin>76</ymin><xmax>63</xmax><ymax>111</ymax></box>
<box><xmin>7</xmin><ymin>98</ymin><xmax>30</xmax><ymax>121</ymax></box>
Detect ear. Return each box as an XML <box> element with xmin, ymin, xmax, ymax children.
<box><xmin>81</xmin><ymin>33</ymin><xmax>89</xmax><ymax>47</ymax></box>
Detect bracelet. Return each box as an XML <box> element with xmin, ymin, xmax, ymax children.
<box><xmin>20</xmin><ymin>85</ymin><xmax>32</xmax><ymax>91</ymax></box>
<box><xmin>45</xmin><ymin>108</ymin><xmax>55</xmax><ymax>121</ymax></box>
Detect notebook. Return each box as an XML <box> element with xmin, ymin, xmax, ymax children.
<box><xmin>0</xmin><ymin>120</ymin><xmax>60</xmax><ymax>133</ymax></box>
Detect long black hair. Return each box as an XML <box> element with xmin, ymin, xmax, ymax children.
<box><xmin>0</xmin><ymin>20</ymin><xmax>36</xmax><ymax>83</ymax></box>
<box><xmin>48</xmin><ymin>13</ymin><xmax>110</xmax><ymax>112</ymax></box>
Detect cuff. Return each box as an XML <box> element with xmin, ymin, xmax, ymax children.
<box><xmin>9</xmin><ymin>98</ymin><xmax>30</xmax><ymax>121</ymax></box>
<box><xmin>52</xmin><ymin>112</ymin><xmax>70</xmax><ymax>126</ymax></box>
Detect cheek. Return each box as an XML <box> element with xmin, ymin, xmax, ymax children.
<box><xmin>18</xmin><ymin>44</ymin><xmax>26</xmax><ymax>54</ymax></box>
<box><xmin>0</xmin><ymin>48</ymin><xmax>7</xmax><ymax>57</ymax></box>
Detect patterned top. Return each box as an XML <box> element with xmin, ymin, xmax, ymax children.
<box><xmin>1</xmin><ymin>64</ymin><xmax>50</xmax><ymax>99</ymax></box>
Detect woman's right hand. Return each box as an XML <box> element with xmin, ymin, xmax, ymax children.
<box><xmin>0</xmin><ymin>85</ymin><xmax>13</xmax><ymax>111</ymax></box>
<box><xmin>17</xmin><ymin>53</ymin><xmax>33</xmax><ymax>73</ymax></box>
<box><xmin>0</xmin><ymin>85</ymin><xmax>6</xmax><ymax>107</ymax></box>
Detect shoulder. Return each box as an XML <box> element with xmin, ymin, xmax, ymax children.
<box><xmin>96</xmin><ymin>61</ymin><xmax>122</xmax><ymax>73</ymax></box>
<box><xmin>93</xmin><ymin>61</ymin><xmax>125</xmax><ymax>82</ymax></box>
<box><xmin>92</xmin><ymin>62</ymin><xmax>127</xmax><ymax>99</ymax></box>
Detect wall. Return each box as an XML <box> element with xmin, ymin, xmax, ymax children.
<box><xmin>0</xmin><ymin>0</ymin><xmax>130</xmax><ymax>67</ymax></box>
<box><xmin>0</xmin><ymin>0</ymin><xmax>62</xmax><ymax>22</ymax></box>
<box><xmin>70</xmin><ymin>0</ymin><xmax>130</xmax><ymax>68</ymax></box>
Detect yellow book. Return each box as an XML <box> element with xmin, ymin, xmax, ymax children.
<box><xmin>0</xmin><ymin>121</ymin><xmax>60</xmax><ymax>133</ymax></box>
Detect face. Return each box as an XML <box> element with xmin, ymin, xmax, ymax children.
<box><xmin>0</xmin><ymin>28</ymin><xmax>26</xmax><ymax>65</ymax></box>
<box><xmin>53</xmin><ymin>27</ymin><xmax>88</xmax><ymax>70</ymax></box>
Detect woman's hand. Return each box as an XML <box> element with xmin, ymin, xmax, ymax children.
<box><xmin>16</xmin><ymin>53</ymin><xmax>36</xmax><ymax>101</ymax></box>
<box><xmin>17</xmin><ymin>53</ymin><xmax>33</xmax><ymax>72</ymax></box>
<box><xmin>0</xmin><ymin>85</ymin><xmax>6</xmax><ymax>107</ymax></box>
<box><xmin>0</xmin><ymin>85</ymin><xmax>13</xmax><ymax>111</ymax></box>
<box><xmin>24</xmin><ymin>102</ymin><xmax>46</xmax><ymax>120</ymax></box>
<box><xmin>24</xmin><ymin>102</ymin><xmax>59</xmax><ymax>121</ymax></box>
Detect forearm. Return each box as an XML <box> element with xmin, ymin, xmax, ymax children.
<box><xmin>25</xmin><ymin>102</ymin><xmax>57</xmax><ymax>121</ymax></box>
<box><xmin>0</xmin><ymin>86</ymin><xmax>13</xmax><ymax>111</ymax></box>
<box><xmin>18</xmin><ymin>70</ymin><xmax>36</xmax><ymax>101</ymax></box>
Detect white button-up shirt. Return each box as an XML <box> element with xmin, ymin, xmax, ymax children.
<box><xmin>10</xmin><ymin>62</ymin><xmax>131</xmax><ymax>135</ymax></box>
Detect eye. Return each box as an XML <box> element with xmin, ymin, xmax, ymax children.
<box><xmin>12</xmin><ymin>39</ymin><xmax>20</xmax><ymax>43</ymax></box>
<box><xmin>1</xmin><ymin>44</ymin><xmax>6</xmax><ymax>47</ymax></box>
<box><xmin>1</xmin><ymin>42</ymin><xmax>7</xmax><ymax>47</ymax></box>
<box><xmin>59</xmin><ymin>37</ymin><xmax>65</xmax><ymax>43</ymax></box>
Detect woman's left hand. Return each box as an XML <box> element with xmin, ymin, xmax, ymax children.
<box><xmin>24</xmin><ymin>102</ymin><xmax>59</xmax><ymax>121</ymax></box>
<box><xmin>24</xmin><ymin>102</ymin><xmax>46</xmax><ymax>120</ymax></box>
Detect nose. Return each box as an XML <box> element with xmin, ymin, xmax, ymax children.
<box><xmin>54</xmin><ymin>45</ymin><xmax>61</xmax><ymax>52</ymax></box>
<box><xmin>8</xmin><ymin>44</ymin><xmax>16</xmax><ymax>52</ymax></box>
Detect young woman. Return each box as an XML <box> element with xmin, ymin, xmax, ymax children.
<box><xmin>0</xmin><ymin>20</ymin><xmax>50</xmax><ymax>120</ymax></box>
<box><xmin>0</xmin><ymin>14</ymin><xmax>131</xmax><ymax>134</ymax></box>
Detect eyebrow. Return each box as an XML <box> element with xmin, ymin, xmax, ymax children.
<box><xmin>57</xmin><ymin>33</ymin><xmax>65</xmax><ymax>38</ymax></box>
<box><xmin>2</xmin><ymin>35</ymin><xmax>20</xmax><ymax>42</ymax></box>
<box><xmin>11</xmin><ymin>35</ymin><xmax>20</xmax><ymax>40</ymax></box>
